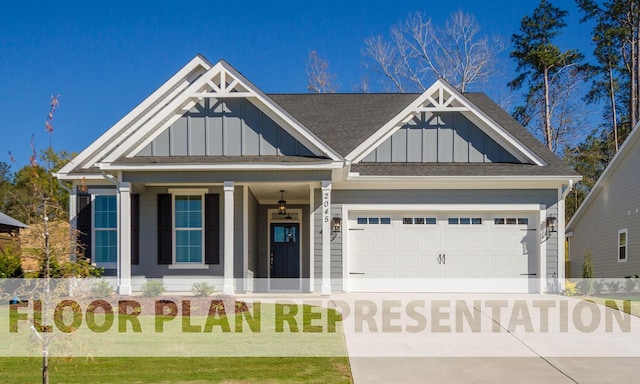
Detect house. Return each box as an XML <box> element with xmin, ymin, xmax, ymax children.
<box><xmin>55</xmin><ymin>55</ymin><xmax>579</xmax><ymax>295</ymax></box>
<box><xmin>0</xmin><ymin>211</ymin><xmax>27</xmax><ymax>256</ymax></box>
<box><xmin>566</xmin><ymin>124</ymin><xmax>640</xmax><ymax>278</ymax></box>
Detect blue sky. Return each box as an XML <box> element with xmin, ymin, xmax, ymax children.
<box><xmin>0</xmin><ymin>1</ymin><xmax>593</xmax><ymax>169</ymax></box>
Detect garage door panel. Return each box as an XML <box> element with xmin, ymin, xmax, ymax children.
<box><xmin>348</xmin><ymin>211</ymin><xmax>537</xmax><ymax>293</ymax></box>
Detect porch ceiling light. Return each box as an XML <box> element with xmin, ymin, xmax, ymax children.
<box><xmin>278</xmin><ymin>190</ymin><xmax>287</xmax><ymax>215</ymax></box>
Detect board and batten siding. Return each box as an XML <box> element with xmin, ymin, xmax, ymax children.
<box><xmin>569</xmin><ymin>140</ymin><xmax>640</xmax><ymax>278</ymax></box>
<box><xmin>137</xmin><ymin>98</ymin><xmax>315</xmax><ymax>157</ymax></box>
<box><xmin>362</xmin><ymin>111</ymin><xmax>519</xmax><ymax>163</ymax></box>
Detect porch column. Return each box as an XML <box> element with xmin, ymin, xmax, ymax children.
<box><xmin>223</xmin><ymin>181</ymin><xmax>235</xmax><ymax>295</ymax></box>
<box><xmin>321</xmin><ymin>181</ymin><xmax>332</xmax><ymax>295</ymax></box>
<box><xmin>118</xmin><ymin>182</ymin><xmax>132</xmax><ymax>295</ymax></box>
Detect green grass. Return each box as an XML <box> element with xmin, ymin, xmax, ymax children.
<box><xmin>0</xmin><ymin>301</ymin><xmax>352</xmax><ymax>382</ymax></box>
<box><xmin>580</xmin><ymin>294</ymin><xmax>640</xmax><ymax>317</ymax></box>
<box><xmin>0</xmin><ymin>357</ymin><xmax>352</xmax><ymax>383</ymax></box>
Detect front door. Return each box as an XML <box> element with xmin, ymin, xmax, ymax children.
<box><xmin>270</xmin><ymin>223</ymin><xmax>300</xmax><ymax>290</ymax></box>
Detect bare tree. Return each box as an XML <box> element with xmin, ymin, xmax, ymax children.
<box><xmin>513</xmin><ymin>68</ymin><xmax>589</xmax><ymax>154</ymax></box>
<box><xmin>306</xmin><ymin>50</ymin><xmax>338</xmax><ymax>93</ymax></box>
<box><xmin>363</xmin><ymin>10</ymin><xmax>505</xmax><ymax>92</ymax></box>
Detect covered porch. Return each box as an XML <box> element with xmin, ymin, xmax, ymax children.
<box><xmin>82</xmin><ymin>169</ymin><xmax>339</xmax><ymax>296</ymax></box>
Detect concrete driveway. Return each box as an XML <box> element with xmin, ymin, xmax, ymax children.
<box><xmin>330</xmin><ymin>293</ymin><xmax>640</xmax><ymax>383</ymax></box>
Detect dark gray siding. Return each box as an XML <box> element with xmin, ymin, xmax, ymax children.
<box><xmin>247</xmin><ymin>189</ymin><xmax>259</xmax><ymax>274</ymax></box>
<box><xmin>233</xmin><ymin>187</ymin><xmax>244</xmax><ymax>279</ymax></box>
<box><xmin>137</xmin><ymin>98</ymin><xmax>315</xmax><ymax>157</ymax></box>
<box><xmin>362</xmin><ymin>112</ymin><xmax>519</xmax><ymax>163</ymax></box>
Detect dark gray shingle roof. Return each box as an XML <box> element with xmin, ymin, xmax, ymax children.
<box><xmin>114</xmin><ymin>155</ymin><xmax>332</xmax><ymax>165</ymax></box>
<box><xmin>270</xmin><ymin>92</ymin><xmax>579</xmax><ymax>178</ymax></box>
<box><xmin>269</xmin><ymin>93</ymin><xmax>418</xmax><ymax>157</ymax></box>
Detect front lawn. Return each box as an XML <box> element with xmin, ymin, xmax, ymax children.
<box><xmin>0</xmin><ymin>357</ymin><xmax>352</xmax><ymax>383</ymax></box>
<box><xmin>580</xmin><ymin>294</ymin><xmax>640</xmax><ymax>317</ymax></box>
<box><xmin>0</xmin><ymin>299</ymin><xmax>352</xmax><ymax>382</ymax></box>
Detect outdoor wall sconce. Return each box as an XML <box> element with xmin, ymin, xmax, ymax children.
<box><xmin>546</xmin><ymin>215</ymin><xmax>557</xmax><ymax>233</ymax></box>
<box><xmin>278</xmin><ymin>190</ymin><xmax>287</xmax><ymax>215</ymax></box>
<box><xmin>332</xmin><ymin>216</ymin><xmax>342</xmax><ymax>233</ymax></box>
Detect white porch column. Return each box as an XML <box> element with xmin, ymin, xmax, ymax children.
<box><xmin>321</xmin><ymin>181</ymin><xmax>332</xmax><ymax>295</ymax></box>
<box><xmin>118</xmin><ymin>182</ymin><xmax>132</xmax><ymax>295</ymax></box>
<box><xmin>223</xmin><ymin>181</ymin><xmax>235</xmax><ymax>295</ymax></box>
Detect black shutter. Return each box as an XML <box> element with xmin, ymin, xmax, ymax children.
<box><xmin>77</xmin><ymin>193</ymin><xmax>92</xmax><ymax>260</ymax></box>
<box><xmin>157</xmin><ymin>194</ymin><xmax>172</xmax><ymax>265</ymax></box>
<box><xmin>204</xmin><ymin>194</ymin><xmax>220</xmax><ymax>264</ymax></box>
<box><xmin>131</xmin><ymin>194</ymin><xmax>140</xmax><ymax>265</ymax></box>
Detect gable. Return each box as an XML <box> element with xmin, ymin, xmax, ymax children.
<box><xmin>567</xmin><ymin>125</ymin><xmax>640</xmax><ymax>231</ymax></box>
<box><xmin>136</xmin><ymin>97</ymin><xmax>315</xmax><ymax>157</ymax></box>
<box><xmin>349</xmin><ymin>80</ymin><xmax>545</xmax><ymax>166</ymax></box>
<box><xmin>361</xmin><ymin>111</ymin><xmax>519</xmax><ymax>163</ymax></box>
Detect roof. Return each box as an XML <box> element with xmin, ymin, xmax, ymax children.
<box><xmin>567</xmin><ymin>123</ymin><xmax>640</xmax><ymax>231</ymax></box>
<box><xmin>56</xmin><ymin>56</ymin><xmax>579</xmax><ymax>181</ymax></box>
<box><xmin>352</xmin><ymin>162</ymin><xmax>577</xmax><ymax>177</ymax></box>
<box><xmin>269</xmin><ymin>93</ymin><xmax>418</xmax><ymax>157</ymax></box>
<box><xmin>0</xmin><ymin>212</ymin><xmax>28</xmax><ymax>229</ymax></box>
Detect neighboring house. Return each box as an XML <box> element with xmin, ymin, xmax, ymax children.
<box><xmin>55</xmin><ymin>55</ymin><xmax>579</xmax><ymax>295</ymax></box>
<box><xmin>0</xmin><ymin>211</ymin><xmax>28</xmax><ymax>255</ymax></box>
<box><xmin>567</xmin><ymin>125</ymin><xmax>640</xmax><ymax>278</ymax></box>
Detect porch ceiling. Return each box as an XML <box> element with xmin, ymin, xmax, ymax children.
<box><xmin>249</xmin><ymin>183</ymin><xmax>313</xmax><ymax>204</ymax></box>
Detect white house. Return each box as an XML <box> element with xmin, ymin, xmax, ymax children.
<box><xmin>56</xmin><ymin>55</ymin><xmax>579</xmax><ymax>295</ymax></box>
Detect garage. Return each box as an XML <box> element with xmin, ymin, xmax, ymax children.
<box><xmin>346</xmin><ymin>210</ymin><xmax>539</xmax><ymax>293</ymax></box>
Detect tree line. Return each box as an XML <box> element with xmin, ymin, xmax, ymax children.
<box><xmin>307</xmin><ymin>0</ymin><xmax>640</xmax><ymax>221</ymax></box>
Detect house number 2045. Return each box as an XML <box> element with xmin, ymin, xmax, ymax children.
<box><xmin>323</xmin><ymin>192</ymin><xmax>330</xmax><ymax>223</ymax></box>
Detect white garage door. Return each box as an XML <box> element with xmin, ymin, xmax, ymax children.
<box><xmin>347</xmin><ymin>212</ymin><xmax>538</xmax><ymax>293</ymax></box>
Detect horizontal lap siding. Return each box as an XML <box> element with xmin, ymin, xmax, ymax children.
<box><xmin>569</xmin><ymin>143</ymin><xmax>640</xmax><ymax>278</ymax></box>
<box><xmin>132</xmin><ymin>186</ymin><xmax>225</xmax><ymax>278</ymax></box>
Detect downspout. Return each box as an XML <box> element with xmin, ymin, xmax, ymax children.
<box><xmin>561</xmin><ymin>179</ymin><xmax>574</xmax><ymax>200</ymax></box>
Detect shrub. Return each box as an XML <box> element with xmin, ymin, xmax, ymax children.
<box><xmin>624</xmin><ymin>277</ymin><xmax>637</xmax><ymax>292</ymax></box>
<box><xmin>564</xmin><ymin>280</ymin><xmax>577</xmax><ymax>296</ymax></box>
<box><xmin>142</xmin><ymin>280</ymin><xmax>165</xmax><ymax>297</ymax></box>
<box><xmin>605</xmin><ymin>280</ymin><xmax>621</xmax><ymax>293</ymax></box>
<box><xmin>580</xmin><ymin>251</ymin><xmax>594</xmax><ymax>295</ymax></box>
<box><xmin>593</xmin><ymin>279</ymin><xmax>606</xmax><ymax>295</ymax></box>
<box><xmin>0</xmin><ymin>247</ymin><xmax>23</xmax><ymax>278</ymax></box>
<box><xmin>90</xmin><ymin>279</ymin><xmax>114</xmax><ymax>298</ymax></box>
<box><xmin>191</xmin><ymin>281</ymin><xmax>215</xmax><ymax>297</ymax></box>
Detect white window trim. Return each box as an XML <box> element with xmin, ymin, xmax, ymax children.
<box><xmin>618</xmin><ymin>228</ymin><xmax>628</xmax><ymax>263</ymax></box>
<box><xmin>168</xmin><ymin>188</ymin><xmax>209</xmax><ymax>269</ymax></box>
<box><xmin>90</xmin><ymin>189</ymin><xmax>117</xmax><ymax>269</ymax></box>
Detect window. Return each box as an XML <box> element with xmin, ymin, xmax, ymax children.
<box><xmin>174</xmin><ymin>195</ymin><xmax>203</xmax><ymax>263</ymax></box>
<box><xmin>494</xmin><ymin>217</ymin><xmax>529</xmax><ymax>226</ymax></box>
<box><xmin>357</xmin><ymin>217</ymin><xmax>391</xmax><ymax>225</ymax></box>
<box><xmin>403</xmin><ymin>217</ymin><xmax>437</xmax><ymax>225</ymax></box>
<box><xmin>448</xmin><ymin>217</ymin><xmax>482</xmax><ymax>225</ymax></box>
<box><xmin>94</xmin><ymin>195</ymin><xmax>117</xmax><ymax>263</ymax></box>
<box><xmin>618</xmin><ymin>229</ymin><xmax>628</xmax><ymax>263</ymax></box>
